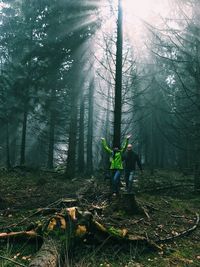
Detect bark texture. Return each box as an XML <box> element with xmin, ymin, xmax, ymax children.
<box><xmin>28</xmin><ymin>238</ymin><xmax>61</xmax><ymax>267</ymax></box>
<box><xmin>119</xmin><ymin>193</ymin><xmax>142</xmax><ymax>214</ymax></box>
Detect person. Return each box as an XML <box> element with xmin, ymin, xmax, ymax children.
<box><xmin>101</xmin><ymin>135</ymin><xmax>131</xmax><ymax>196</ymax></box>
<box><xmin>124</xmin><ymin>144</ymin><xmax>143</xmax><ymax>193</ymax></box>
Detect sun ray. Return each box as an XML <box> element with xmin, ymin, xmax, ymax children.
<box><xmin>122</xmin><ymin>0</ymin><xmax>152</xmax><ymax>19</ymax></box>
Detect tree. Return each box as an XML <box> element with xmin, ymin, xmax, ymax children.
<box><xmin>86</xmin><ymin>77</ymin><xmax>95</xmax><ymax>175</ymax></box>
<box><xmin>113</xmin><ymin>0</ymin><xmax>123</xmax><ymax>148</ymax></box>
<box><xmin>77</xmin><ymin>94</ymin><xmax>85</xmax><ymax>173</ymax></box>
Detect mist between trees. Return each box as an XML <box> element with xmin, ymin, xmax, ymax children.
<box><xmin>0</xmin><ymin>0</ymin><xmax>199</xmax><ymax>189</ymax></box>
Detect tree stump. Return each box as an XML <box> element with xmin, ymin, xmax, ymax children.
<box><xmin>118</xmin><ymin>193</ymin><xmax>142</xmax><ymax>215</ymax></box>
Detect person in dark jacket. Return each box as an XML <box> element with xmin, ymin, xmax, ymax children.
<box><xmin>124</xmin><ymin>144</ymin><xmax>142</xmax><ymax>193</ymax></box>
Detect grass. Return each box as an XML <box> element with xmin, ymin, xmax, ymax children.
<box><xmin>0</xmin><ymin>241</ymin><xmax>35</xmax><ymax>267</ymax></box>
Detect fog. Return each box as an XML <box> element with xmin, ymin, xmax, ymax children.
<box><xmin>0</xmin><ymin>0</ymin><xmax>199</xmax><ymax>179</ymax></box>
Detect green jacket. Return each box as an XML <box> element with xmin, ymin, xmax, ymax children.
<box><xmin>101</xmin><ymin>138</ymin><xmax>128</xmax><ymax>170</ymax></box>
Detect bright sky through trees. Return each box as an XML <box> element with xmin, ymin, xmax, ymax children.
<box><xmin>100</xmin><ymin>0</ymin><xmax>171</xmax><ymax>55</ymax></box>
<box><xmin>122</xmin><ymin>0</ymin><xmax>169</xmax><ymax>19</ymax></box>
<box><xmin>123</xmin><ymin>0</ymin><xmax>153</xmax><ymax>19</ymax></box>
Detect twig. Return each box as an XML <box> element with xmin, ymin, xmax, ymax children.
<box><xmin>0</xmin><ymin>255</ymin><xmax>27</xmax><ymax>267</ymax></box>
<box><xmin>0</xmin><ymin>230</ymin><xmax>39</xmax><ymax>239</ymax></box>
<box><xmin>140</xmin><ymin>183</ymin><xmax>194</xmax><ymax>193</ymax></box>
<box><xmin>0</xmin><ymin>210</ymin><xmax>42</xmax><ymax>230</ymax></box>
<box><xmin>131</xmin><ymin>218</ymin><xmax>144</xmax><ymax>225</ymax></box>
<box><xmin>0</xmin><ymin>198</ymin><xmax>64</xmax><ymax>231</ymax></box>
<box><xmin>138</xmin><ymin>201</ymin><xmax>159</xmax><ymax>211</ymax></box>
<box><xmin>156</xmin><ymin>213</ymin><xmax>199</xmax><ymax>244</ymax></box>
<box><xmin>171</xmin><ymin>215</ymin><xmax>186</xmax><ymax>219</ymax></box>
<box><xmin>142</xmin><ymin>207</ymin><xmax>151</xmax><ymax>220</ymax></box>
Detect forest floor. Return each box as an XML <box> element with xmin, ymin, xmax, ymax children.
<box><xmin>0</xmin><ymin>168</ymin><xmax>200</xmax><ymax>267</ymax></box>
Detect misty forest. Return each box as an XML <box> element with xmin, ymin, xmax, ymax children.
<box><xmin>0</xmin><ymin>0</ymin><xmax>200</xmax><ymax>266</ymax></box>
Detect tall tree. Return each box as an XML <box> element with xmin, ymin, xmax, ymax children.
<box><xmin>86</xmin><ymin>77</ymin><xmax>95</xmax><ymax>175</ymax></box>
<box><xmin>78</xmin><ymin>95</ymin><xmax>85</xmax><ymax>173</ymax></box>
<box><xmin>66</xmin><ymin>57</ymin><xmax>81</xmax><ymax>178</ymax></box>
<box><xmin>113</xmin><ymin>0</ymin><xmax>123</xmax><ymax>148</ymax></box>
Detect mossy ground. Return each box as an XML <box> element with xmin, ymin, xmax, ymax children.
<box><xmin>0</xmin><ymin>168</ymin><xmax>199</xmax><ymax>266</ymax></box>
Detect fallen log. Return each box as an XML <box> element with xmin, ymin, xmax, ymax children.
<box><xmin>27</xmin><ymin>207</ymin><xmax>163</xmax><ymax>266</ymax></box>
<box><xmin>28</xmin><ymin>238</ymin><xmax>61</xmax><ymax>267</ymax></box>
<box><xmin>0</xmin><ymin>206</ymin><xmax>161</xmax><ymax>266</ymax></box>
<box><xmin>1</xmin><ymin>207</ymin><xmax>198</xmax><ymax>267</ymax></box>
<box><xmin>27</xmin><ymin>208</ymin><xmax>84</xmax><ymax>267</ymax></box>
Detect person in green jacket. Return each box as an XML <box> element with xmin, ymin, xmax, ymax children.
<box><xmin>101</xmin><ymin>135</ymin><xmax>131</xmax><ymax>195</ymax></box>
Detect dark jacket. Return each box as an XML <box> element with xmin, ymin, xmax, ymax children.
<box><xmin>124</xmin><ymin>150</ymin><xmax>142</xmax><ymax>171</ymax></box>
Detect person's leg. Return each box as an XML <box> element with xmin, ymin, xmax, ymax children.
<box><xmin>125</xmin><ymin>170</ymin><xmax>130</xmax><ymax>191</ymax></box>
<box><xmin>112</xmin><ymin>170</ymin><xmax>121</xmax><ymax>194</ymax></box>
<box><xmin>111</xmin><ymin>170</ymin><xmax>116</xmax><ymax>194</ymax></box>
<box><xmin>128</xmin><ymin>171</ymin><xmax>134</xmax><ymax>193</ymax></box>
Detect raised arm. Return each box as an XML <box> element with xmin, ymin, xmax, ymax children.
<box><xmin>101</xmin><ymin>138</ymin><xmax>112</xmax><ymax>153</ymax></box>
<box><xmin>120</xmin><ymin>134</ymin><xmax>131</xmax><ymax>153</ymax></box>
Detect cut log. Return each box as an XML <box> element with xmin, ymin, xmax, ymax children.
<box><xmin>28</xmin><ymin>238</ymin><xmax>61</xmax><ymax>267</ymax></box>
<box><xmin>2</xmin><ymin>206</ymin><xmax>198</xmax><ymax>266</ymax></box>
<box><xmin>26</xmin><ymin>206</ymin><xmax>160</xmax><ymax>266</ymax></box>
<box><xmin>28</xmin><ymin>208</ymin><xmax>88</xmax><ymax>267</ymax></box>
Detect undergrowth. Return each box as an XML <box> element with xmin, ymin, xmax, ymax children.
<box><xmin>0</xmin><ymin>169</ymin><xmax>199</xmax><ymax>266</ymax></box>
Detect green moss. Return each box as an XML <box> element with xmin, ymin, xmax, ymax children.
<box><xmin>107</xmin><ymin>226</ymin><xmax>123</xmax><ymax>237</ymax></box>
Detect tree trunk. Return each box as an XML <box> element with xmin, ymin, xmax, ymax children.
<box><xmin>66</xmin><ymin>103</ymin><xmax>78</xmax><ymax>178</ymax></box>
<box><xmin>6</xmin><ymin>121</ymin><xmax>11</xmax><ymax>169</ymax></box>
<box><xmin>47</xmin><ymin>113</ymin><xmax>55</xmax><ymax>169</ymax></box>
<box><xmin>47</xmin><ymin>107</ymin><xmax>55</xmax><ymax>169</ymax></box>
<box><xmin>66</xmin><ymin>59</ymin><xmax>80</xmax><ymax>178</ymax></box>
<box><xmin>86</xmin><ymin>80</ymin><xmax>94</xmax><ymax>175</ymax></box>
<box><xmin>28</xmin><ymin>238</ymin><xmax>61</xmax><ymax>267</ymax></box>
<box><xmin>150</xmin><ymin>111</ymin><xmax>154</xmax><ymax>175</ymax></box>
<box><xmin>78</xmin><ymin>97</ymin><xmax>85</xmax><ymax>173</ymax></box>
<box><xmin>194</xmin><ymin>160</ymin><xmax>200</xmax><ymax>192</ymax></box>
<box><xmin>10</xmin><ymin>127</ymin><xmax>17</xmax><ymax>167</ymax></box>
<box><xmin>20</xmin><ymin>109</ymin><xmax>28</xmax><ymax>165</ymax></box>
<box><xmin>113</xmin><ymin>0</ymin><xmax>123</xmax><ymax>148</ymax></box>
<box><xmin>103</xmin><ymin>85</ymin><xmax>112</xmax><ymax>169</ymax></box>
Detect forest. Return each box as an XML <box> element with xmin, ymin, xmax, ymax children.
<box><xmin>0</xmin><ymin>0</ymin><xmax>200</xmax><ymax>266</ymax></box>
